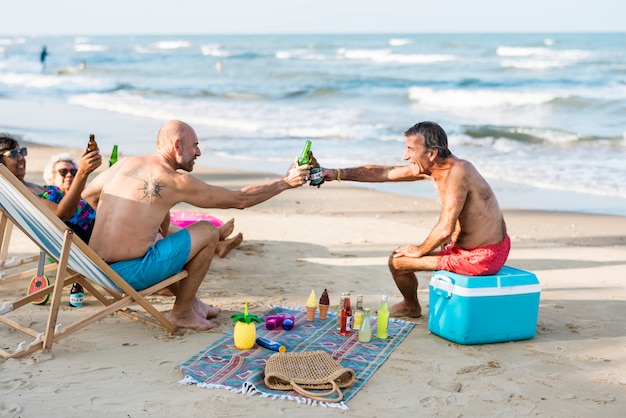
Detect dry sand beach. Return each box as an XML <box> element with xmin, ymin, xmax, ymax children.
<box><xmin>1</xmin><ymin>108</ymin><xmax>625</xmax><ymax>417</ymax></box>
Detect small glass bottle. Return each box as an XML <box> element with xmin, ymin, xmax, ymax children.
<box><xmin>376</xmin><ymin>294</ymin><xmax>389</xmax><ymax>339</ymax></box>
<box><xmin>298</xmin><ymin>140</ymin><xmax>312</xmax><ymax>166</ymax></box>
<box><xmin>353</xmin><ymin>294</ymin><xmax>365</xmax><ymax>330</ymax></box>
<box><xmin>308</xmin><ymin>149</ymin><xmax>324</xmax><ymax>187</ymax></box>
<box><xmin>69</xmin><ymin>282</ymin><xmax>84</xmax><ymax>307</ymax></box>
<box><xmin>109</xmin><ymin>144</ymin><xmax>118</xmax><ymax>167</ymax></box>
<box><xmin>86</xmin><ymin>134</ymin><xmax>98</xmax><ymax>153</ymax></box>
<box><xmin>358</xmin><ymin>308</ymin><xmax>372</xmax><ymax>342</ymax></box>
<box><xmin>340</xmin><ymin>294</ymin><xmax>353</xmax><ymax>336</ymax></box>
<box><xmin>336</xmin><ymin>292</ymin><xmax>346</xmax><ymax>331</ymax></box>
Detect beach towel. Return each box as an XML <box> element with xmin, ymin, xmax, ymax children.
<box><xmin>177</xmin><ymin>306</ymin><xmax>414</xmax><ymax>410</ymax></box>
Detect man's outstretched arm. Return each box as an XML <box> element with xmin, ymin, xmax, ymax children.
<box><xmin>179</xmin><ymin>158</ymin><xmax>309</xmax><ymax>210</ymax></box>
<box><xmin>321</xmin><ymin>164</ymin><xmax>428</xmax><ymax>183</ymax></box>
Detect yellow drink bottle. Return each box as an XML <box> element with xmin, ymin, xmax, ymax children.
<box><xmin>358</xmin><ymin>308</ymin><xmax>372</xmax><ymax>342</ymax></box>
<box><xmin>353</xmin><ymin>294</ymin><xmax>364</xmax><ymax>330</ymax></box>
<box><xmin>376</xmin><ymin>294</ymin><xmax>389</xmax><ymax>339</ymax></box>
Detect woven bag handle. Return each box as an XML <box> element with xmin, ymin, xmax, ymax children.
<box><xmin>290</xmin><ymin>379</ymin><xmax>343</xmax><ymax>403</ymax></box>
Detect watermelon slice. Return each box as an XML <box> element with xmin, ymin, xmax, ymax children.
<box><xmin>28</xmin><ymin>275</ymin><xmax>50</xmax><ymax>305</ymax></box>
<box><xmin>27</xmin><ymin>251</ymin><xmax>50</xmax><ymax>305</ymax></box>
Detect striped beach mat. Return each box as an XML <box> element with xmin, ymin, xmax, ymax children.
<box><xmin>177</xmin><ymin>306</ymin><xmax>414</xmax><ymax>410</ymax></box>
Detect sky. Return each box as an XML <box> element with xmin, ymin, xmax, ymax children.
<box><xmin>0</xmin><ymin>0</ymin><xmax>624</xmax><ymax>36</ymax></box>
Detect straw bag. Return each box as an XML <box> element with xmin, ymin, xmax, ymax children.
<box><xmin>264</xmin><ymin>350</ymin><xmax>355</xmax><ymax>402</ymax></box>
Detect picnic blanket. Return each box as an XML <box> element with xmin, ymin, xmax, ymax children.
<box><xmin>177</xmin><ymin>306</ymin><xmax>414</xmax><ymax>410</ymax></box>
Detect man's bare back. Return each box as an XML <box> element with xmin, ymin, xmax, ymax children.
<box><xmin>88</xmin><ymin>155</ymin><xmax>184</xmax><ymax>262</ymax></box>
<box><xmin>435</xmin><ymin>157</ymin><xmax>506</xmax><ymax>250</ymax></box>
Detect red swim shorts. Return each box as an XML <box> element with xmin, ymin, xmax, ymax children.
<box><xmin>437</xmin><ymin>235</ymin><xmax>510</xmax><ymax>276</ymax></box>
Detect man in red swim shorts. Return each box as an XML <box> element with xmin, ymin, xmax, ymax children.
<box><xmin>438</xmin><ymin>234</ymin><xmax>510</xmax><ymax>276</ymax></box>
<box><xmin>321</xmin><ymin>122</ymin><xmax>509</xmax><ymax>318</ymax></box>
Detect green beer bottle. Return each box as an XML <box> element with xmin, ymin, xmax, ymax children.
<box><xmin>298</xmin><ymin>140</ymin><xmax>312</xmax><ymax>166</ymax></box>
<box><xmin>298</xmin><ymin>140</ymin><xmax>324</xmax><ymax>186</ymax></box>
<box><xmin>109</xmin><ymin>145</ymin><xmax>118</xmax><ymax>167</ymax></box>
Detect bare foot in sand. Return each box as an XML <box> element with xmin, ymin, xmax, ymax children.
<box><xmin>193</xmin><ymin>297</ymin><xmax>220</xmax><ymax>319</ymax></box>
<box><xmin>169</xmin><ymin>310</ymin><xmax>217</xmax><ymax>331</ymax></box>
<box><xmin>156</xmin><ymin>288</ymin><xmax>175</xmax><ymax>296</ymax></box>
<box><xmin>218</xmin><ymin>218</ymin><xmax>235</xmax><ymax>240</ymax></box>
<box><xmin>389</xmin><ymin>301</ymin><xmax>422</xmax><ymax>318</ymax></box>
<box><xmin>216</xmin><ymin>232</ymin><xmax>243</xmax><ymax>258</ymax></box>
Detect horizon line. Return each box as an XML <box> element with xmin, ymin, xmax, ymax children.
<box><xmin>2</xmin><ymin>30</ymin><xmax>625</xmax><ymax>37</ymax></box>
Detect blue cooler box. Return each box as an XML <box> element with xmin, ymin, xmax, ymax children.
<box><xmin>428</xmin><ymin>266</ymin><xmax>540</xmax><ymax>345</ymax></box>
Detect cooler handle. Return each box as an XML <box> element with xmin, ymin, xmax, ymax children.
<box><xmin>432</xmin><ymin>274</ymin><xmax>454</xmax><ymax>299</ymax></box>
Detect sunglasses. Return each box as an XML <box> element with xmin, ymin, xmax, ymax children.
<box><xmin>1</xmin><ymin>147</ymin><xmax>28</xmax><ymax>159</ymax></box>
<box><xmin>58</xmin><ymin>168</ymin><xmax>78</xmax><ymax>177</ymax></box>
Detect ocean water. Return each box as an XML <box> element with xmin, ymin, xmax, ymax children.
<box><xmin>1</xmin><ymin>33</ymin><xmax>625</xmax><ymax>215</ymax></box>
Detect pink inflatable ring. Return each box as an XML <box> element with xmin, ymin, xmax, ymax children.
<box><xmin>170</xmin><ymin>210</ymin><xmax>223</xmax><ymax>228</ymax></box>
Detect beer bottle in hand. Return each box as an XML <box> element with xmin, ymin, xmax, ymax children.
<box><xmin>298</xmin><ymin>140</ymin><xmax>324</xmax><ymax>186</ymax></box>
<box><xmin>109</xmin><ymin>145</ymin><xmax>118</xmax><ymax>166</ymax></box>
<box><xmin>86</xmin><ymin>134</ymin><xmax>98</xmax><ymax>153</ymax></box>
<box><xmin>298</xmin><ymin>140</ymin><xmax>312</xmax><ymax>166</ymax></box>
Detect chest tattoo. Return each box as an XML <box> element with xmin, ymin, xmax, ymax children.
<box><xmin>137</xmin><ymin>176</ymin><xmax>165</xmax><ymax>203</ymax></box>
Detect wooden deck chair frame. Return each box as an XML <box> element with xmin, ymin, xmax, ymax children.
<box><xmin>1</xmin><ymin>214</ymin><xmax>57</xmax><ymax>284</ymax></box>
<box><xmin>0</xmin><ymin>164</ymin><xmax>188</xmax><ymax>360</ymax></box>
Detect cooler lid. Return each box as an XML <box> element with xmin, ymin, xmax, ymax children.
<box><xmin>429</xmin><ymin>266</ymin><xmax>541</xmax><ymax>297</ymax></box>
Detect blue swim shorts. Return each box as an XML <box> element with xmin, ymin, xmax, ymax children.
<box><xmin>109</xmin><ymin>229</ymin><xmax>191</xmax><ymax>291</ymax></box>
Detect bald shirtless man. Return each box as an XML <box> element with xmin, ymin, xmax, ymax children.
<box><xmin>83</xmin><ymin>120</ymin><xmax>310</xmax><ymax>330</ymax></box>
<box><xmin>321</xmin><ymin>121</ymin><xmax>509</xmax><ymax>318</ymax></box>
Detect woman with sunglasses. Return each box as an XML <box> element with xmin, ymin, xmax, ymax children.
<box><xmin>41</xmin><ymin>152</ymin><xmax>100</xmax><ymax>243</ymax></box>
<box><xmin>0</xmin><ymin>133</ymin><xmax>102</xmax><ymax>243</ymax></box>
<box><xmin>43</xmin><ymin>153</ymin><xmax>80</xmax><ymax>192</ymax></box>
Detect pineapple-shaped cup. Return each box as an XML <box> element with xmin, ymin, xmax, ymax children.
<box><xmin>231</xmin><ymin>299</ymin><xmax>260</xmax><ymax>350</ymax></box>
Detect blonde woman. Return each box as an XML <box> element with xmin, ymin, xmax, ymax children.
<box><xmin>41</xmin><ymin>152</ymin><xmax>99</xmax><ymax>243</ymax></box>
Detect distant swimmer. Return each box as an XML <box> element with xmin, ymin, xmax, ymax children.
<box><xmin>40</xmin><ymin>46</ymin><xmax>48</xmax><ymax>71</ymax></box>
<box><xmin>79</xmin><ymin>60</ymin><xmax>86</xmax><ymax>71</ymax></box>
<box><xmin>215</xmin><ymin>60</ymin><xmax>223</xmax><ymax>72</ymax></box>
